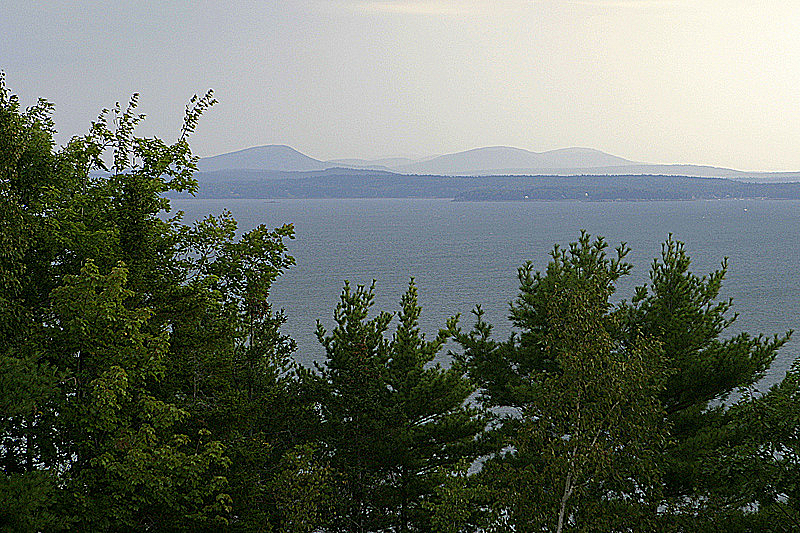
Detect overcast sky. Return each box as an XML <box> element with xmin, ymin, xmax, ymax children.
<box><xmin>3</xmin><ymin>0</ymin><xmax>800</xmax><ymax>170</ymax></box>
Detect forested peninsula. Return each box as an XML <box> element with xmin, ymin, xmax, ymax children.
<box><xmin>175</xmin><ymin>168</ymin><xmax>800</xmax><ymax>201</ymax></box>
<box><xmin>4</xmin><ymin>84</ymin><xmax>800</xmax><ymax>532</ymax></box>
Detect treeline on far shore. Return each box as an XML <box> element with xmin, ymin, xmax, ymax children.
<box><xmin>4</xmin><ymin>83</ymin><xmax>800</xmax><ymax>532</ymax></box>
<box><xmin>170</xmin><ymin>167</ymin><xmax>800</xmax><ymax>201</ymax></box>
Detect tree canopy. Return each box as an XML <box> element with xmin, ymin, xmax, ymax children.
<box><xmin>1</xmin><ymin>76</ymin><xmax>798</xmax><ymax>532</ymax></box>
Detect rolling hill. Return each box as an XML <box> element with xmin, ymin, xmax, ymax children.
<box><xmin>194</xmin><ymin>145</ymin><xmax>800</xmax><ymax>182</ymax></box>
<box><xmin>196</xmin><ymin>145</ymin><xmax>329</xmax><ymax>172</ymax></box>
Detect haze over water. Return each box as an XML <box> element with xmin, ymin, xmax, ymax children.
<box><xmin>172</xmin><ymin>197</ymin><xmax>800</xmax><ymax>389</ymax></box>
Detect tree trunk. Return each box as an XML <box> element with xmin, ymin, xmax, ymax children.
<box><xmin>557</xmin><ymin>466</ymin><xmax>573</xmax><ymax>533</ymax></box>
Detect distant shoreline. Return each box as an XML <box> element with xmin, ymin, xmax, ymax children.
<box><xmin>169</xmin><ymin>196</ymin><xmax>799</xmax><ymax>203</ymax></box>
<box><xmin>169</xmin><ymin>171</ymin><xmax>800</xmax><ymax>202</ymax></box>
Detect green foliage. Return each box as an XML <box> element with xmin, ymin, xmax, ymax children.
<box><xmin>167</xmin><ymin>208</ymin><xmax>329</xmax><ymax>532</ymax></box>
<box><xmin>692</xmin><ymin>359</ymin><xmax>800</xmax><ymax>532</ymax></box>
<box><xmin>266</xmin><ymin>444</ymin><xmax>332</xmax><ymax>533</ymax></box>
<box><xmin>316</xmin><ymin>280</ymin><xmax>487</xmax><ymax>532</ymax></box>
<box><xmin>0</xmin><ymin>74</ymin><xmax>329</xmax><ymax>530</ymax></box>
<box><xmin>0</xmin><ymin>75</ymin><xmax>237</xmax><ymax>530</ymax></box>
<box><xmin>5</xmin><ymin>72</ymin><xmax>800</xmax><ymax>531</ymax></box>
<box><xmin>619</xmin><ymin>235</ymin><xmax>790</xmax><ymax>517</ymax></box>
<box><xmin>46</xmin><ymin>262</ymin><xmax>229</xmax><ymax>530</ymax></box>
<box><xmin>0</xmin><ymin>471</ymin><xmax>62</xmax><ymax>532</ymax></box>
<box><xmin>456</xmin><ymin>233</ymin><xmax>668</xmax><ymax>532</ymax></box>
<box><xmin>623</xmin><ymin>236</ymin><xmax>787</xmax><ymax>415</ymax></box>
<box><xmin>0</xmin><ymin>72</ymin><xmax>68</xmax><ymax>532</ymax></box>
<box><xmin>455</xmin><ymin>232</ymin><xmax>794</xmax><ymax>531</ymax></box>
<box><xmin>422</xmin><ymin>459</ymin><xmax>489</xmax><ymax>533</ymax></box>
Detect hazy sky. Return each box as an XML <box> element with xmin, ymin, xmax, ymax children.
<box><xmin>3</xmin><ymin>0</ymin><xmax>800</xmax><ymax>170</ymax></box>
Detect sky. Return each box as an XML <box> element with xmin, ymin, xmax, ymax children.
<box><xmin>3</xmin><ymin>0</ymin><xmax>800</xmax><ymax>170</ymax></box>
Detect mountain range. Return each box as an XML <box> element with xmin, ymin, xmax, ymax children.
<box><xmin>196</xmin><ymin>144</ymin><xmax>800</xmax><ymax>181</ymax></box>
<box><xmin>180</xmin><ymin>144</ymin><xmax>800</xmax><ymax>201</ymax></box>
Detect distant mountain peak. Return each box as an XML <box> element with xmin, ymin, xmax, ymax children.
<box><xmin>197</xmin><ymin>144</ymin><xmax>329</xmax><ymax>172</ymax></box>
<box><xmin>199</xmin><ymin>142</ymin><xmax>761</xmax><ymax>179</ymax></box>
<box><xmin>394</xmin><ymin>145</ymin><xmax>638</xmax><ymax>175</ymax></box>
<box><xmin>196</xmin><ymin>144</ymin><xmax>646</xmax><ymax>175</ymax></box>
<box><xmin>191</xmin><ymin>143</ymin><xmax>800</xmax><ymax>183</ymax></box>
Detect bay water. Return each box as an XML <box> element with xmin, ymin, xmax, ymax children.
<box><xmin>170</xmin><ymin>198</ymin><xmax>800</xmax><ymax>389</ymax></box>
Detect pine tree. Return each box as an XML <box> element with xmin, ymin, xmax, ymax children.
<box><xmin>702</xmin><ymin>359</ymin><xmax>800</xmax><ymax>531</ymax></box>
<box><xmin>316</xmin><ymin>280</ymin><xmax>486</xmax><ymax>532</ymax></box>
<box><xmin>619</xmin><ymin>236</ymin><xmax>789</xmax><ymax>512</ymax></box>
<box><xmin>455</xmin><ymin>233</ymin><xmax>668</xmax><ymax>531</ymax></box>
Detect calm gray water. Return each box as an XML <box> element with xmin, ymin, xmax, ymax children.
<box><xmin>170</xmin><ymin>198</ymin><xmax>800</xmax><ymax>388</ymax></box>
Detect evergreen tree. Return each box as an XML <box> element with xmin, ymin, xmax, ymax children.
<box><xmin>6</xmin><ymin>71</ymin><xmax>798</xmax><ymax>532</ymax></box>
<box><xmin>455</xmin><ymin>233</ymin><xmax>668</xmax><ymax>531</ymax></box>
<box><xmin>619</xmin><ymin>236</ymin><xmax>789</xmax><ymax>517</ymax></box>
<box><xmin>718</xmin><ymin>358</ymin><xmax>800</xmax><ymax>531</ymax></box>
<box><xmin>316</xmin><ymin>280</ymin><xmax>486</xmax><ymax>532</ymax></box>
